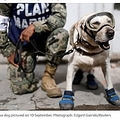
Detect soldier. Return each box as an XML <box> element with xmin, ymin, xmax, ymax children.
<box><xmin>0</xmin><ymin>3</ymin><xmax>69</xmax><ymax>97</ymax></box>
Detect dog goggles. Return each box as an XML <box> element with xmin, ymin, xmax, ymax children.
<box><xmin>85</xmin><ymin>12</ymin><xmax>115</xmax><ymax>32</ymax></box>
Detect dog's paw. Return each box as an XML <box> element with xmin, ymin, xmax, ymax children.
<box><xmin>87</xmin><ymin>74</ymin><xmax>98</xmax><ymax>90</ymax></box>
<box><xmin>105</xmin><ymin>88</ymin><xmax>120</xmax><ymax>106</ymax></box>
<box><xmin>59</xmin><ymin>91</ymin><xmax>74</xmax><ymax>110</ymax></box>
<box><xmin>73</xmin><ymin>69</ymin><xmax>83</xmax><ymax>85</ymax></box>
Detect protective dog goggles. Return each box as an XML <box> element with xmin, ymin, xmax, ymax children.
<box><xmin>85</xmin><ymin>12</ymin><xmax>115</xmax><ymax>32</ymax></box>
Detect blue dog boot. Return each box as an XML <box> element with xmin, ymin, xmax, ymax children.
<box><xmin>87</xmin><ymin>74</ymin><xmax>98</xmax><ymax>90</ymax></box>
<box><xmin>59</xmin><ymin>91</ymin><xmax>74</xmax><ymax>110</ymax></box>
<box><xmin>105</xmin><ymin>88</ymin><xmax>120</xmax><ymax>106</ymax></box>
<box><xmin>73</xmin><ymin>69</ymin><xmax>83</xmax><ymax>85</ymax></box>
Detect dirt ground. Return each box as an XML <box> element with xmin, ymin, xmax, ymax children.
<box><xmin>35</xmin><ymin>104</ymin><xmax>120</xmax><ymax>110</ymax></box>
<box><xmin>74</xmin><ymin>104</ymin><xmax>120</xmax><ymax>110</ymax></box>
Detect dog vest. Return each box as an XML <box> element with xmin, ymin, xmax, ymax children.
<box><xmin>8</xmin><ymin>3</ymin><xmax>52</xmax><ymax>45</ymax></box>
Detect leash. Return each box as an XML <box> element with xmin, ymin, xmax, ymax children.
<box><xmin>14</xmin><ymin>40</ymin><xmax>37</xmax><ymax>84</ymax></box>
<box><xmin>30</xmin><ymin>38</ymin><xmax>74</xmax><ymax>57</ymax></box>
<box><xmin>14</xmin><ymin>40</ymin><xmax>36</xmax><ymax>73</ymax></box>
<box><xmin>14</xmin><ymin>38</ymin><xmax>74</xmax><ymax>73</ymax></box>
<box><xmin>29</xmin><ymin>36</ymin><xmax>74</xmax><ymax>57</ymax></box>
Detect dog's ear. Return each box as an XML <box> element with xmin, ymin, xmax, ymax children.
<box><xmin>75</xmin><ymin>19</ymin><xmax>85</xmax><ymax>38</ymax></box>
<box><xmin>75</xmin><ymin>21</ymin><xmax>81</xmax><ymax>33</ymax></box>
<box><xmin>74</xmin><ymin>21</ymin><xmax>81</xmax><ymax>37</ymax></box>
<box><xmin>75</xmin><ymin>22</ymin><xmax>79</xmax><ymax>32</ymax></box>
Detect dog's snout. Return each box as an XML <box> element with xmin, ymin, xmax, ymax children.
<box><xmin>106</xmin><ymin>29</ymin><xmax>114</xmax><ymax>39</ymax></box>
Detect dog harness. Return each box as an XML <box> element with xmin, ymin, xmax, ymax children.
<box><xmin>74</xmin><ymin>34</ymin><xmax>104</xmax><ymax>56</ymax></box>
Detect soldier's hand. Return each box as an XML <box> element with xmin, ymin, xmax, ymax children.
<box><xmin>20</xmin><ymin>24</ymin><xmax>35</xmax><ymax>42</ymax></box>
<box><xmin>7</xmin><ymin>52</ymin><xmax>18</xmax><ymax>67</ymax></box>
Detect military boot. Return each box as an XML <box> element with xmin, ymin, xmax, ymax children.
<box><xmin>41</xmin><ymin>64</ymin><xmax>62</xmax><ymax>98</ymax></box>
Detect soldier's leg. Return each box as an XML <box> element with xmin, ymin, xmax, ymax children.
<box><xmin>7</xmin><ymin>51</ymin><xmax>38</xmax><ymax>94</ymax></box>
<box><xmin>41</xmin><ymin>28</ymin><xmax>69</xmax><ymax>98</ymax></box>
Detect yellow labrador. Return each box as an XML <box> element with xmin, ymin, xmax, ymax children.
<box><xmin>59</xmin><ymin>12</ymin><xmax>120</xmax><ymax>109</ymax></box>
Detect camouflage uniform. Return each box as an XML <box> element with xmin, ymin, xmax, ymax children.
<box><xmin>0</xmin><ymin>3</ymin><xmax>69</xmax><ymax>95</ymax></box>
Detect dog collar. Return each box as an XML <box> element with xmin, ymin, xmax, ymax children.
<box><xmin>77</xmin><ymin>36</ymin><xmax>99</xmax><ymax>50</ymax></box>
<box><xmin>75</xmin><ymin>47</ymin><xmax>104</xmax><ymax>56</ymax></box>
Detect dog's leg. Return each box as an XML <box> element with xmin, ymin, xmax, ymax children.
<box><xmin>102</xmin><ymin>57</ymin><xmax>120</xmax><ymax>106</ymax></box>
<box><xmin>66</xmin><ymin>65</ymin><xmax>78</xmax><ymax>91</ymax></box>
<box><xmin>101</xmin><ymin>58</ymin><xmax>113</xmax><ymax>89</ymax></box>
<box><xmin>59</xmin><ymin>64</ymin><xmax>78</xmax><ymax>110</ymax></box>
<box><xmin>86</xmin><ymin>69</ymin><xmax>98</xmax><ymax>90</ymax></box>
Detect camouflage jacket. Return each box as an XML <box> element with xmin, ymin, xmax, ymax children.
<box><xmin>0</xmin><ymin>3</ymin><xmax>67</xmax><ymax>57</ymax></box>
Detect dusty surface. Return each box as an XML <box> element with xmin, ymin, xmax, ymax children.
<box><xmin>36</xmin><ymin>105</ymin><xmax>120</xmax><ymax>110</ymax></box>
<box><xmin>0</xmin><ymin>62</ymin><xmax>120</xmax><ymax>110</ymax></box>
<box><xmin>74</xmin><ymin>104</ymin><xmax>120</xmax><ymax>110</ymax></box>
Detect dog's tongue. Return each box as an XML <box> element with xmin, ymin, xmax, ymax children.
<box><xmin>96</xmin><ymin>41</ymin><xmax>110</xmax><ymax>50</ymax></box>
<box><xmin>102</xmin><ymin>42</ymin><xmax>110</xmax><ymax>50</ymax></box>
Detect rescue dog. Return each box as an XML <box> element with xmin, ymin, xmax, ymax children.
<box><xmin>59</xmin><ymin>12</ymin><xmax>120</xmax><ymax>109</ymax></box>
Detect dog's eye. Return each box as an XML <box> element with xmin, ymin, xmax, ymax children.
<box><xmin>92</xmin><ymin>21</ymin><xmax>100</xmax><ymax>25</ymax></box>
<box><xmin>90</xmin><ymin>21</ymin><xmax>100</xmax><ymax>29</ymax></box>
<box><xmin>107</xmin><ymin>20</ymin><xmax>112</xmax><ymax>24</ymax></box>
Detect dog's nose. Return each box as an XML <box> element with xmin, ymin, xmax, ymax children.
<box><xmin>106</xmin><ymin>29</ymin><xmax>114</xmax><ymax>39</ymax></box>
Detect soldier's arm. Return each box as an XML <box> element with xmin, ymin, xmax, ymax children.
<box><xmin>0</xmin><ymin>3</ymin><xmax>12</xmax><ymax>16</ymax></box>
<box><xmin>33</xmin><ymin>3</ymin><xmax>67</xmax><ymax>33</ymax></box>
<box><xmin>0</xmin><ymin>3</ymin><xmax>15</xmax><ymax>57</ymax></box>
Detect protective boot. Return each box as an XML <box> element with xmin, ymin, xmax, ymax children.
<box><xmin>41</xmin><ymin>64</ymin><xmax>62</xmax><ymax>98</ymax></box>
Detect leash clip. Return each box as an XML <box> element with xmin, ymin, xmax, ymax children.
<box><xmin>64</xmin><ymin>49</ymin><xmax>74</xmax><ymax>56</ymax></box>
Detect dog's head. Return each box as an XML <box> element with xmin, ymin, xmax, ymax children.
<box><xmin>85</xmin><ymin>12</ymin><xmax>115</xmax><ymax>50</ymax></box>
<box><xmin>75</xmin><ymin>12</ymin><xmax>115</xmax><ymax>50</ymax></box>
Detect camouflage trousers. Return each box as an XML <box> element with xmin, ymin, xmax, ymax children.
<box><xmin>8</xmin><ymin>28</ymin><xmax>69</xmax><ymax>94</ymax></box>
